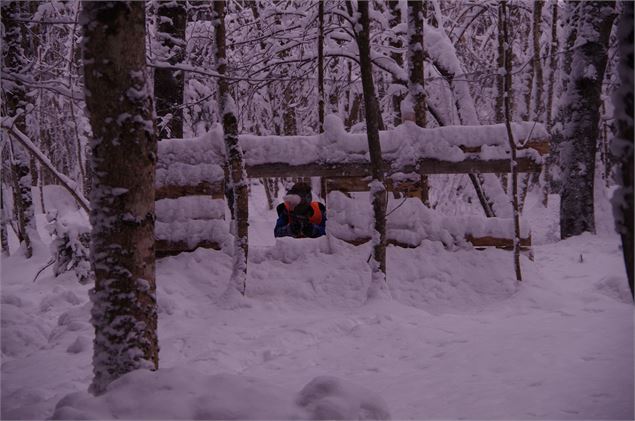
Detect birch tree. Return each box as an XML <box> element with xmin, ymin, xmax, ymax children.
<box><xmin>351</xmin><ymin>0</ymin><xmax>390</xmax><ymax>300</ymax></box>
<box><xmin>554</xmin><ymin>1</ymin><xmax>616</xmax><ymax>238</ymax></box>
<box><xmin>501</xmin><ymin>0</ymin><xmax>522</xmax><ymax>281</ymax></box>
<box><xmin>81</xmin><ymin>1</ymin><xmax>158</xmax><ymax>395</ymax></box>
<box><xmin>214</xmin><ymin>0</ymin><xmax>249</xmax><ymax>297</ymax></box>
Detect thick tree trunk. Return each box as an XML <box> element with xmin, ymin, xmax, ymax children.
<box><xmin>1</xmin><ymin>1</ymin><xmax>37</xmax><ymax>258</ymax></box>
<box><xmin>81</xmin><ymin>1</ymin><xmax>158</xmax><ymax>395</ymax></box>
<box><xmin>611</xmin><ymin>1</ymin><xmax>634</xmax><ymax>299</ymax></box>
<box><xmin>556</xmin><ymin>1</ymin><xmax>615</xmax><ymax>238</ymax></box>
<box><xmin>214</xmin><ymin>0</ymin><xmax>249</xmax><ymax>297</ymax></box>
<box><xmin>352</xmin><ymin>1</ymin><xmax>390</xmax><ymax>300</ymax></box>
<box><xmin>154</xmin><ymin>0</ymin><xmax>186</xmax><ymax>139</ymax></box>
<box><xmin>543</xmin><ymin>0</ymin><xmax>560</xmax><ymax>205</ymax></box>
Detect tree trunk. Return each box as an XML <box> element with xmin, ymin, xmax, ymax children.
<box><xmin>388</xmin><ymin>0</ymin><xmax>405</xmax><ymax>126</ymax></box>
<box><xmin>81</xmin><ymin>1</ymin><xmax>158</xmax><ymax>395</ymax></box>
<box><xmin>214</xmin><ymin>0</ymin><xmax>249</xmax><ymax>297</ymax></box>
<box><xmin>1</xmin><ymin>183</ymin><xmax>9</xmax><ymax>256</ymax></box>
<box><xmin>352</xmin><ymin>1</ymin><xmax>390</xmax><ymax>300</ymax></box>
<box><xmin>318</xmin><ymin>0</ymin><xmax>325</xmax><ymax>132</ymax></box>
<box><xmin>556</xmin><ymin>1</ymin><xmax>615</xmax><ymax>238</ymax></box>
<box><xmin>154</xmin><ymin>0</ymin><xmax>187</xmax><ymax>139</ymax></box>
<box><xmin>543</xmin><ymin>0</ymin><xmax>560</xmax><ymax>205</ymax></box>
<box><xmin>407</xmin><ymin>0</ymin><xmax>427</xmax><ymax>128</ymax></box>
<box><xmin>611</xmin><ymin>0</ymin><xmax>634</xmax><ymax>299</ymax></box>
<box><xmin>1</xmin><ymin>1</ymin><xmax>36</xmax><ymax>258</ymax></box>
<box><xmin>406</xmin><ymin>0</ymin><xmax>429</xmax><ymax>206</ymax></box>
<box><xmin>532</xmin><ymin>1</ymin><xmax>545</xmax><ymax>120</ymax></box>
<box><xmin>501</xmin><ymin>0</ymin><xmax>522</xmax><ymax>281</ymax></box>
<box><xmin>545</xmin><ymin>1</ymin><xmax>559</xmax><ymax>130</ymax></box>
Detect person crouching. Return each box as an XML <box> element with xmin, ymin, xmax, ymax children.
<box><xmin>274</xmin><ymin>182</ymin><xmax>326</xmax><ymax>238</ymax></box>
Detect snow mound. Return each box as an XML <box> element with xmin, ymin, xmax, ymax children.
<box><xmin>51</xmin><ymin>368</ymin><xmax>390</xmax><ymax>420</ymax></box>
<box><xmin>594</xmin><ymin>275</ymin><xmax>633</xmax><ymax>304</ymax></box>
<box><xmin>297</xmin><ymin>375</ymin><xmax>390</xmax><ymax>420</ymax></box>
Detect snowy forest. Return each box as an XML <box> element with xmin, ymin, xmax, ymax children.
<box><xmin>1</xmin><ymin>0</ymin><xmax>633</xmax><ymax>419</ymax></box>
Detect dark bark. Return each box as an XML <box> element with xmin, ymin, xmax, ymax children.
<box><xmin>1</xmin><ymin>183</ymin><xmax>9</xmax><ymax>256</ymax></box>
<box><xmin>612</xmin><ymin>0</ymin><xmax>634</xmax><ymax>299</ymax></box>
<box><xmin>407</xmin><ymin>0</ymin><xmax>427</xmax><ymax>128</ymax></box>
<box><xmin>81</xmin><ymin>1</ymin><xmax>158</xmax><ymax>395</ymax></box>
<box><xmin>388</xmin><ymin>0</ymin><xmax>404</xmax><ymax>126</ymax></box>
<box><xmin>154</xmin><ymin>0</ymin><xmax>186</xmax><ymax>139</ymax></box>
<box><xmin>532</xmin><ymin>1</ymin><xmax>545</xmax><ymax>119</ymax></box>
<box><xmin>546</xmin><ymin>1</ymin><xmax>559</xmax><ymax>129</ymax></box>
<box><xmin>557</xmin><ymin>1</ymin><xmax>616</xmax><ymax>238</ymax></box>
<box><xmin>352</xmin><ymin>1</ymin><xmax>389</xmax><ymax>298</ymax></box>
<box><xmin>318</xmin><ymin>0</ymin><xmax>325</xmax><ymax>132</ymax></box>
<box><xmin>1</xmin><ymin>1</ymin><xmax>36</xmax><ymax>258</ymax></box>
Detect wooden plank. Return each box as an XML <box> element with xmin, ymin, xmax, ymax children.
<box><xmin>460</xmin><ymin>138</ymin><xmax>549</xmax><ymax>155</ymax></box>
<box><xmin>326</xmin><ymin>177</ymin><xmax>422</xmax><ymax>193</ymax></box>
<box><xmin>155</xmin><ymin>239</ymin><xmax>222</xmax><ymax>257</ymax></box>
<box><xmin>156</xmin><ymin>181</ymin><xmax>225</xmax><ymax>200</ymax></box>
<box><xmin>245</xmin><ymin>156</ymin><xmax>542</xmax><ymax>179</ymax></box>
<box><xmin>465</xmin><ymin>235</ymin><xmax>532</xmax><ymax>248</ymax></box>
<box><xmin>338</xmin><ymin>234</ymin><xmax>532</xmax><ymax>249</ymax></box>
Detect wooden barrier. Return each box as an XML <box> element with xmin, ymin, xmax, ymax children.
<box><xmin>154</xmin><ymin>126</ymin><xmax>548</xmax><ymax>257</ymax></box>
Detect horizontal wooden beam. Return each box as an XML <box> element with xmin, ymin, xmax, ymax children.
<box><xmin>246</xmin><ymin>156</ymin><xmax>542</xmax><ymax>179</ymax></box>
<box><xmin>466</xmin><ymin>235</ymin><xmax>532</xmax><ymax>248</ymax></box>
<box><xmin>155</xmin><ymin>239</ymin><xmax>222</xmax><ymax>257</ymax></box>
<box><xmin>156</xmin><ymin>181</ymin><xmax>225</xmax><ymax>200</ymax></box>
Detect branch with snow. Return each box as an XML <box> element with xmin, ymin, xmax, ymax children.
<box><xmin>1</xmin><ymin>121</ymin><xmax>90</xmax><ymax>212</ymax></box>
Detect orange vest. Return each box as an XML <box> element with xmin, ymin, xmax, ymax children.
<box><xmin>284</xmin><ymin>202</ymin><xmax>322</xmax><ymax>225</ymax></box>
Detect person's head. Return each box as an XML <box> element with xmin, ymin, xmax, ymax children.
<box><xmin>283</xmin><ymin>182</ymin><xmax>312</xmax><ymax>210</ymax></box>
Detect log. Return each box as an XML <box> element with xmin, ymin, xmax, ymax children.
<box><xmin>245</xmin><ymin>156</ymin><xmax>542</xmax><ymax>179</ymax></box>
<box><xmin>155</xmin><ymin>238</ymin><xmax>221</xmax><ymax>257</ymax></box>
<box><xmin>156</xmin><ymin>181</ymin><xmax>225</xmax><ymax>200</ymax></box>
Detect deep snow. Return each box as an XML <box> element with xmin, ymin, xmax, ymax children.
<box><xmin>1</xmin><ymin>184</ymin><xmax>633</xmax><ymax>420</ymax></box>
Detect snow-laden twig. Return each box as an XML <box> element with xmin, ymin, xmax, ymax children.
<box><xmin>1</xmin><ymin>123</ymin><xmax>90</xmax><ymax>212</ymax></box>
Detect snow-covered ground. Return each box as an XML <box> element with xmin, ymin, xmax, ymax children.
<box><xmin>1</xmin><ymin>184</ymin><xmax>633</xmax><ymax>419</ymax></box>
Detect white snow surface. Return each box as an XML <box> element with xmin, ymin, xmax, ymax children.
<box><xmin>157</xmin><ymin>118</ymin><xmax>547</xmax><ymax>174</ymax></box>
<box><xmin>1</xmin><ymin>184</ymin><xmax>633</xmax><ymax>420</ymax></box>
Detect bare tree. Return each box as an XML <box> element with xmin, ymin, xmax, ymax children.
<box><xmin>351</xmin><ymin>0</ymin><xmax>390</xmax><ymax>300</ymax></box>
<box><xmin>318</xmin><ymin>0</ymin><xmax>325</xmax><ymax>132</ymax></box>
<box><xmin>214</xmin><ymin>0</ymin><xmax>249</xmax><ymax>297</ymax></box>
<box><xmin>1</xmin><ymin>1</ymin><xmax>37</xmax><ymax>258</ymax></box>
<box><xmin>154</xmin><ymin>0</ymin><xmax>187</xmax><ymax>138</ymax></box>
<box><xmin>388</xmin><ymin>0</ymin><xmax>405</xmax><ymax>126</ymax></box>
<box><xmin>555</xmin><ymin>1</ymin><xmax>616</xmax><ymax>238</ymax></box>
<box><xmin>611</xmin><ymin>1</ymin><xmax>634</xmax><ymax>299</ymax></box>
<box><xmin>407</xmin><ymin>0</ymin><xmax>427</xmax><ymax>128</ymax></box>
<box><xmin>501</xmin><ymin>0</ymin><xmax>522</xmax><ymax>281</ymax></box>
<box><xmin>81</xmin><ymin>1</ymin><xmax>158</xmax><ymax>395</ymax></box>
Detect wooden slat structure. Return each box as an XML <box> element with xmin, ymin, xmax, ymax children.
<box><xmin>154</xmin><ymin>124</ymin><xmax>549</xmax><ymax>257</ymax></box>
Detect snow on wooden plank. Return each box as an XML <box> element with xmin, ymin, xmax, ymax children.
<box><xmin>156</xmin><ymin>181</ymin><xmax>225</xmax><ymax>200</ymax></box>
<box><xmin>155</xmin><ymin>219</ymin><xmax>229</xmax><ymax>250</ymax></box>
<box><xmin>156</xmin><ymin>118</ymin><xmax>549</xmax><ymax>179</ymax></box>
<box><xmin>156</xmin><ymin>197</ymin><xmax>225</xmax><ymax>222</ymax></box>
<box><xmin>155</xmin><ymin>239</ymin><xmax>222</xmax><ymax>257</ymax></box>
